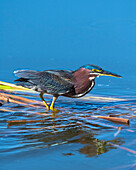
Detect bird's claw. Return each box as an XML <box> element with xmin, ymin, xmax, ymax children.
<box><xmin>50</xmin><ymin>106</ymin><xmax>59</xmax><ymax>113</ymax></box>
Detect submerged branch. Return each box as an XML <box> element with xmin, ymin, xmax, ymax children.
<box><xmin>108</xmin><ymin>142</ymin><xmax>136</xmax><ymax>154</ymax></box>
<box><xmin>7</xmin><ymin>119</ymin><xmax>47</xmax><ymax>124</ymax></box>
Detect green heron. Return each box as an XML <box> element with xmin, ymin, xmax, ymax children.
<box><xmin>14</xmin><ymin>64</ymin><xmax>121</xmax><ymax>112</ymax></box>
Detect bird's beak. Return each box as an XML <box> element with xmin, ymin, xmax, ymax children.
<box><xmin>99</xmin><ymin>70</ymin><xmax>122</xmax><ymax>78</ymax></box>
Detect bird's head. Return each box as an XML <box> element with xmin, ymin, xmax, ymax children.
<box><xmin>80</xmin><ymin>64</ymin><xmax>122</xmax><ymax>78</ymax></box>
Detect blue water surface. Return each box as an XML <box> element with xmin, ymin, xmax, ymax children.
<box><xmin>1</xmin><ymin>1</ymin><xmax>136</xmax><ymax>170</ymax></box>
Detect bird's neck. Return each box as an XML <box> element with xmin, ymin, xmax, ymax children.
<box><xmin>73</xmin><ymin>68</ymin><xmax>95</xmax><ymax>95</ymax></box>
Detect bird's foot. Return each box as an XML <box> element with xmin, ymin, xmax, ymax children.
<box><xmin>45</xmin><ymin>105</ymin><xmax>50</xmax><ymax>112</ymax></box>
<box><xmin>50</xmin><ymin>106</ymin><xmax>59</xmax><ymax>113</ymax></box>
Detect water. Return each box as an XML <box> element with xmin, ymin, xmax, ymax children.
<box><xmin>1</xmin><ymin>0</ymin><xmax>136</xmax><ymax>169</ymax></box>
<box><xmin>1</xmin><ymin>85</ymin><xmax>136</xmax><ymax>170</ymax></box>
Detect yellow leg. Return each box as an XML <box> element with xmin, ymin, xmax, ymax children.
<box><xmin>39</xmin><ymin>93</ymin><xmax>49</xmax><ymax>111</ymax></box>
<box><xmin>50</xmin><ymin>96</ymin><xmax>59</xmax><ymax>112</ymax></box>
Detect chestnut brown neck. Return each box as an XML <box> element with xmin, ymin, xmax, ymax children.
<box><xmin>73</xmin><ymin>68</ymin><xmax>94</xmax><ymax>95</ymax></box>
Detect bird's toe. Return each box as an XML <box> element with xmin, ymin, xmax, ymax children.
<box><xmin>50</xmin><ymin>106</ymin><xmax>59</xmax><ymax>113</ymax></box>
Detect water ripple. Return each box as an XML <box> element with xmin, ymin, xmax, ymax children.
<box><xmin>0</xmin><ymin>93</ymin><xmax>136</xmax><ymax>158</ymax></box>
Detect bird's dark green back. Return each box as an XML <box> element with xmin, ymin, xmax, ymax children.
<box><xmin>14</xmin><ymin>70</ymin><xmax>74</xmax><ymax>95</ymax></box>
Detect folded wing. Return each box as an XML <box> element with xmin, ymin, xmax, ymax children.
<box><xmin>14</xmin><ymin>69</ymin><xmax>74</xmax><ymax>95</ymax></box>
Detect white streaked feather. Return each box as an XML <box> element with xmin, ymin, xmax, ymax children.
<box><xmin>73</xmin><ymin>81</ymin><xmax>95</xmax><ymax>98</ymax></box>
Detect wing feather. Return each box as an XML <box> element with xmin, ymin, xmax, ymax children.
<box><xmin>14</xmin><ymin>69</ymin><xmax>74</xmax><ymax>95</ymax></box>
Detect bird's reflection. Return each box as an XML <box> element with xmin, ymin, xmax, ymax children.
<box><xmin>68</xmin><ymin>134</ymin><xmax>124</xmax><ymax>157</ymax></box>
<box><xmin>6</xmin><ymin>116</ymin><xmax>124</xmax><ymax>158</ymax></box>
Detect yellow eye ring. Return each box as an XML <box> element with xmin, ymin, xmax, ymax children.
<box><xmin>92</xmin><ymin>69</ymin><xmax>101</xmax><ymax>73</ymax></box>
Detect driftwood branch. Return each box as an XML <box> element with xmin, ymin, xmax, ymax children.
<box><xmin>1</xmin><ymin>92</ymin><xmax>39</xmax><ymax>103</ymax></box>
<box><xmin>0</xmin><ymin>92</ymin><xmax>47</xmax><ymax>107</ymax></box>
<box><xmin>93</xmin><ymin>115</ymin><xmax>129</xmax><ymax>124</ymax></box>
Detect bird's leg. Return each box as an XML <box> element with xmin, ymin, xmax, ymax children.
<box><xmin>50</xmin><ymin>96</ymin><xmax>59</xmax><ymax>112</ymax></box>
<box><xmin>39</xmin><ymin>93</ymin><xmax>49</xmax><ymax>111</ymax></box>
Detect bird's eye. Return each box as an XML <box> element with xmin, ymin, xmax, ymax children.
<box><xmin>92</xmin><ymin>69</ymin><xmax>101</xmax><ymax>73</ymax></box>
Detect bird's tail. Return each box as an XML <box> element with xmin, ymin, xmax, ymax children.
<box><xmin>14</xmin><ymin>70</ymin><xmax>39</xmax><ymax>78</ymax></box>
<box><xmin>14</xmin><ymin>70</ymin><xmax>40</xmax><ymax>90</ymax></box>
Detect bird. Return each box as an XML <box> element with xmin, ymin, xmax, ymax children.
<box><xmin>14</xmin><ymin>64</ymin><xmax>121</xmax><ymax>112</ymax></box>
